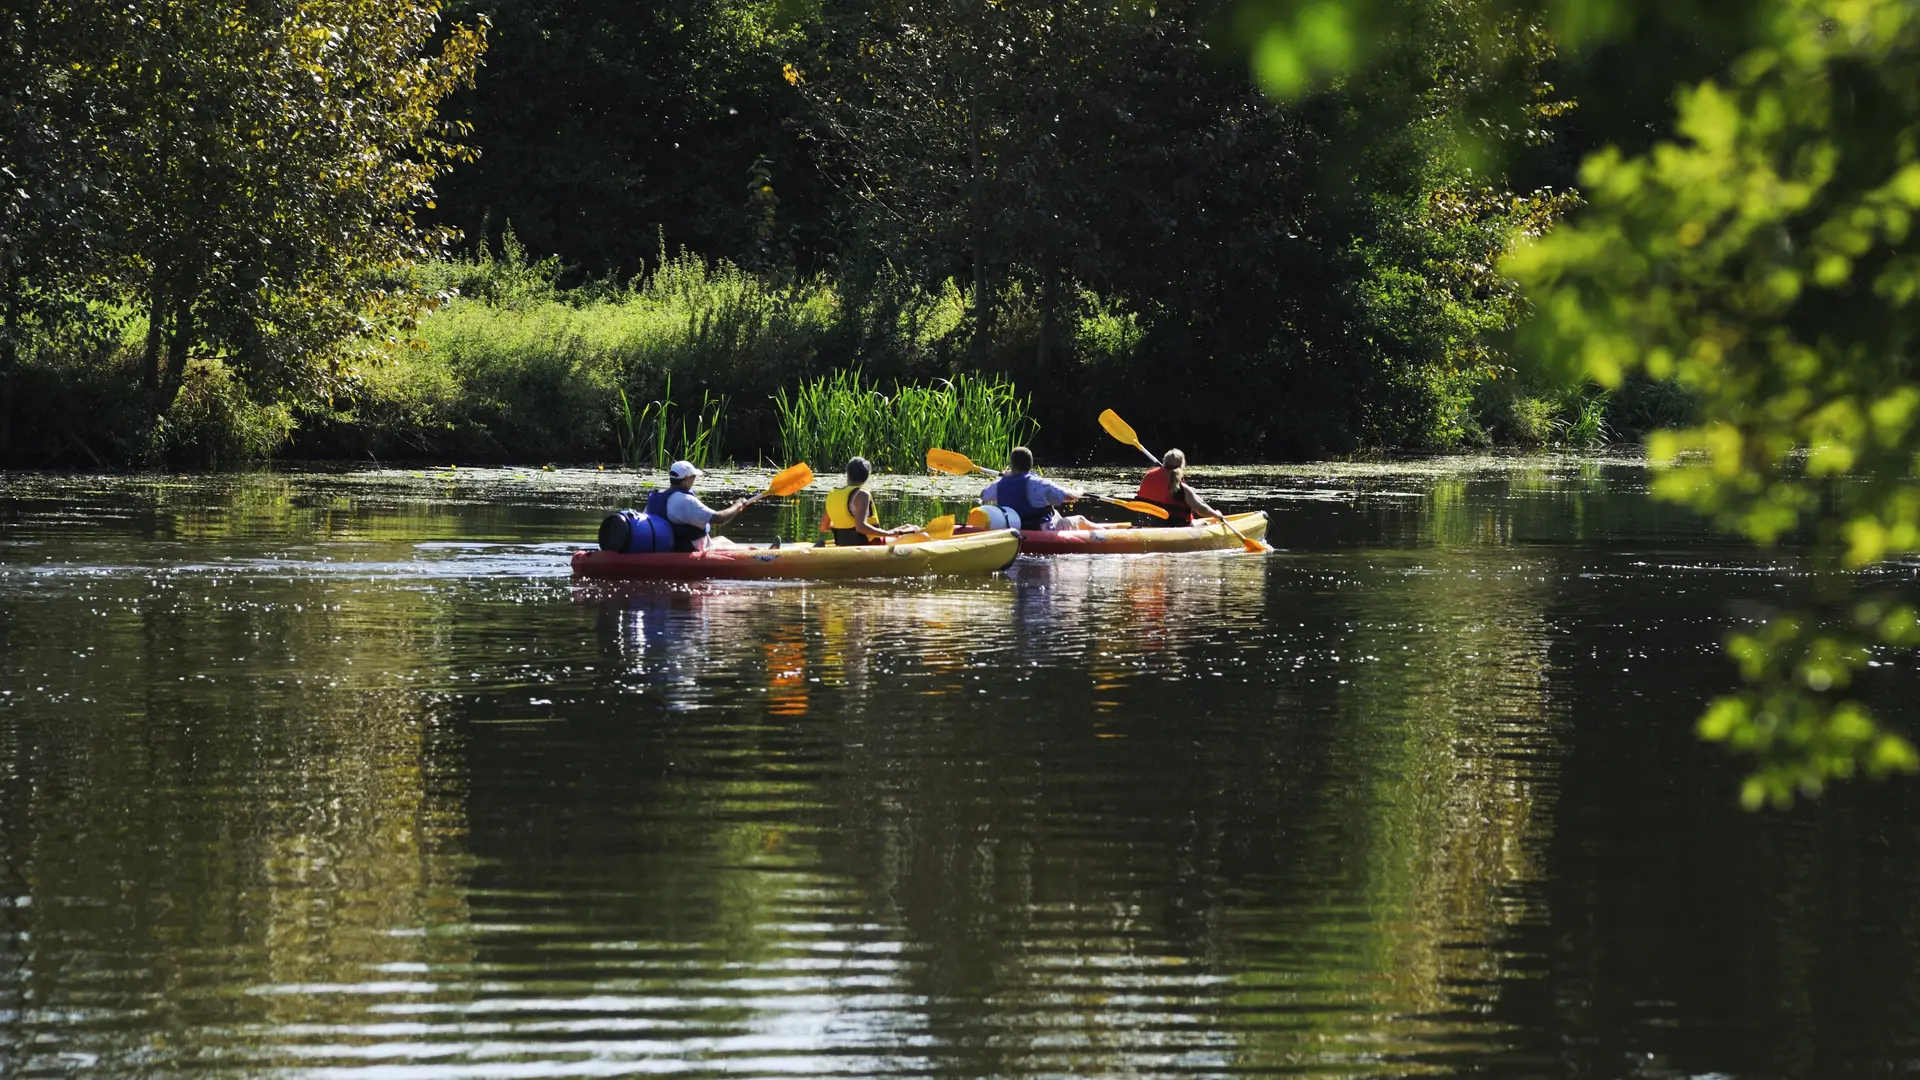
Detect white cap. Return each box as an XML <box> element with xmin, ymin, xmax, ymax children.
<box><xmin>667</xmin><ymin>460</ymin><xmax>702</xmax><ymax>480</ymax></box>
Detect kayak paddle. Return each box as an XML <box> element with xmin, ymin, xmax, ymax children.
<box><xmin>892</xmin><ymin>514</ymin><xmax>957</xmax><ymax>545</ymax></box>
<box><xmin>1096</xmin><ymin>409</ymin><xmax>1272</xmax><ymax>553</ymax></box>
<box><xmin>922</xmin><ymin>447</ymin><xmax>1171</xmax><ymax>520</ymax></box>
<box><xmin>739</xmin><ymin>462</ymin><xmax>815</xmax><ymax>508</ymax></box>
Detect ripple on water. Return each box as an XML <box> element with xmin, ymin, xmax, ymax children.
<box><xmin>5</xmin><ymin>464</ymin><xmax>1920</xmax><ymax>1078</ymax></box>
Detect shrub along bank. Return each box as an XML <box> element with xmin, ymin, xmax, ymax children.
<box><xmin>2</xmin><ymin>240</ymin><xmax>1687</xmax><ymax>471</ymax></box>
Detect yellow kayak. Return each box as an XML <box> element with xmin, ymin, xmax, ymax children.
<box><xmin>572</xmin><ymin>528</ymin><xmax>1021</xmax><ymax>581</ymax></box>
<box><xmin>959</xmin><ymin>511</ymin><xmax>1269</xmax><ymax>554</ymax></box>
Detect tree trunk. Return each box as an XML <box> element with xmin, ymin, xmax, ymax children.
<box><xmin>142</xmin><ymin>279</ymin><xmax>167</xmax><ymax>396</ymax></box>
<box><xmin>1036</xmin><ymin>262</ymin><xmax>1055</xmax><ymax>375</ymax></box>
<box><xmin>1</xmin><ymin>264</ymin><xmax>16</xmax><ymax>458</ymax></box>
<box><xmin>968</xmin><ymin>100</ymin><xmax>994</xmax><ymax>363</ymax></box>
<box><xmin>165</xmin><ymin>299</ymin><xmax>194</xmax><ymax>390</ymax></box>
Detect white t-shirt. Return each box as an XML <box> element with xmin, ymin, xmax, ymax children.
<box><xmin>664</xmin><ymin>490</ymin><xmax>716</xmax><ymax>529</ymax></box>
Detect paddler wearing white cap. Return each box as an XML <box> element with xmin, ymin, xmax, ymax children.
<box><xmin>641</xmin><ymin>460</ymin><xmax>748</xmax><ymax>552</ymax></box>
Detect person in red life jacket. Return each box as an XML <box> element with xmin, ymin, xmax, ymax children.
<box><xmin>1135</xmin><ymin>448</ymin><xmax>1225</xmax><ymax>526</ymax></box>
<box><xmin>643</xmin><ymin>460</ymin><xmax>748</xmax><ymax>552</ymax></box>
<box><xmin>980</xmin><ymin>446</ymin><xmax>1093</xmax><ymax>530</ymax></box>
<box><xmin>818</xmin><ymin>456</ymin><xmax>925</xmax><ymax>545</ymax></box>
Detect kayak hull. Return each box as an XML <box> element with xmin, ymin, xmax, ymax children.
<box><xmin>572</xmin><ymin>529</ymin><xmax>1021</xmax><ymax>581</ymax></box>
<box><xmin>959</xmin><ymin>511</ymin><xmax>1268</xmax><ymax>555</ymax></box>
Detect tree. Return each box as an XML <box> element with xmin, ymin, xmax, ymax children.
<box><xmin>793</xmin><ymin>0</ymin><xmax>1566</xmax><ymax>454</ymax></box>
<box><xmin>79</xmin><ymin>0</ymin><xmax>486</xmax><ymax>400</ymax></box>
<box><xmin>432</xmin><ymin>0</ymin><xmax>820</xmax><ymax>276</ymax></box>
<box><xmin>1236</xmin><ymin>0</ymin><xmax>1920</xmax><ymax>803</ymax></box>
<box><xmin>1505</xmin><ymin>0</ymin><xmax>1920</xmax><ymax>806</ymax></box>
<box><xmin>0</xmin><ymin>0</ymin><xmax>119</xmax><ymax>452</ymax></box>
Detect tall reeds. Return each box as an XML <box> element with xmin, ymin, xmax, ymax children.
<box><xmin>615</xmin><ymin>373</ymin><xmax>728</xmax><ymax>468</ymax></box>
<box><xmin>773</xmin><ymin>368</ymin><xmax>1038</xmax><ymax>473</ymax></box>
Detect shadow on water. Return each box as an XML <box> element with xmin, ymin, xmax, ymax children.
<box><xmin>2</xmin><ymin>462</ymin><xmax>1919</xmax><ymax>1077</ymax></box>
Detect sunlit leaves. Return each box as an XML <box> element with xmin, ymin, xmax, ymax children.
<box><xmin>1504</xmin><ymin>0</ymin><xmax>1920</xmax><ymax>804</ymax></box>
<box><xmin>8</xmin><ymin>0</ymin><xmax>486</xmax><ymax>404</ymax></box>
<box><xmin>1700</xmin><ymin>612</ymin><xmax>1919</xmax><ymax>810</ymax></box>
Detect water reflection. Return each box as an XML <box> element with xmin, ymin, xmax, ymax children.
<box><xmin>2</xmin><ymin>466</ymin><xmax>1919</xmax><ymax>1077</ymax></box>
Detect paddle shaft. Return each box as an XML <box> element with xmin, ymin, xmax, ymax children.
<box><xmin>1121</xmin><ymin>439</ymin><xmax>1270</xmax><ymax>549</ymax></box>
<box><xmin>1213</xmin><ymin>512</ymin><xmax>1269</xmax><ymax>552</ymax></box>
<box><xmin>1101</xmin><ymin>410</ymin><xmax>1270</xmax><ymax>551</ymax></box>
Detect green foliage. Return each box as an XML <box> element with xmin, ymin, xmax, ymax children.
<box><xmin>302</xmin><ymin>248</ymin><xmax>838</xmax><ymax>461</ymax></box>
<box><xmin>147</xmin><ymin>360</ymin><xmax>295</xmax><ymax>469</ymax></box>
<box><xmin>1509</xmin><ymin>394</ymin><xmax>1562</xmax><ymax>447</ymax></box>
<box><xmin>7</xmin><ymin>0</ymin><xmax>1585</xmax><ymax>466</ymax></box>
<box><xmin>793</xmin><ymin>0</ymin><xmax>1570</xmax><ymax>457</ymax></box>
<box><xmin>1700</xmin><ymin>607</ymin><xmax>1920</xmax><ymax>809</ymax></box>
<box><xmin>1605</xmin><ymin>374</ymin><xmax>1699</xmax><ymax>439</ymax></box>
<box><xmin>774</xmin><ymin>369</ymin><xmax>1038</xmax><ymax>475</ymax></box>
<box><xmin>1556</xmin><ymin>389</ymin><xmax>1613</xmax><ymax>447</ymax></box>
<box><xmin>1469</xmin><ymin>379</ymin><xmax>1613</xmax><ymax>446</ymax></box>
<box><xmin>1503</xmin><ymin>0</ymin><xmax>1920</xmax><ymax>801</ymax></box>
<box><xmin>1</xmin><ymin>0</ymin><xmax>486</xmax><ymax>439</ymax></box>
<box><xmin>615</xmin><ymin>376</ymin><xmax>729</xmax><ymax>469</ymax></box>
<box><xmin>434</xmin><ymin>0</ymin><xmax>817</xmax><ymax>275</ymax></box>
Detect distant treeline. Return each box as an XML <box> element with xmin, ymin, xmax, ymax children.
<box><xmin>0</xmin><ymin>0</ymin><xmax>1694</xmax><ymax>469</ymax></box>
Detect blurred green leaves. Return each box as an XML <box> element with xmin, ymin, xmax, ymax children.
<box><xmin>1241</xmin><ymin>0</ymin><xmax>1358</xmax><ymax>98</ymax></box>
<box><xmin>1503</xmin><ymin>0</ymin><xmax>1920</xmax><ymax>802</ymax></box>
<box><xmin>1238</xmin><ymin>0</ymin><xmax>1920</xmax><ymax>804</ymax></box>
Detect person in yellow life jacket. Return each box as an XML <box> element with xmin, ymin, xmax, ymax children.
<box><xmin>818</xmin><ymin>457</ymin><xmax>925</xmax><ymax>546</ymax></box>
<box><xmin>1136</xmin><ymin>448</ymin><xmax>1225</xmax><ymax>526</ymax></box>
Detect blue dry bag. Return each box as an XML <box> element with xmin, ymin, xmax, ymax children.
<box><xmin>597</xmin><ymin>509</ymin><xmax>674</xmax><ymax>554</ymax></box>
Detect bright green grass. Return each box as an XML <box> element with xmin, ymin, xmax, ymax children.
<box><xmin>773</xmin><ymin>369</ymin><xmax>1038</xmax><ymax>476</ymax></box>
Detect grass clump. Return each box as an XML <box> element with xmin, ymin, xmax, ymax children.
<box><xmin>615</xmin><ymin>373</ymin><xmax>728</xmax><ymax>469</ymax></box>
<box><xmin>301</xmin><ymin>237</ymin><xmax>838</xmax><ymax>462</ymax></box>
<box><xmin>774</xmin><ymin>368</ymin><xmax>1038</xmax><ymax>474</ymax></box>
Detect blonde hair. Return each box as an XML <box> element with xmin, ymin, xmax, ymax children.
<box><xmin>1161</xmin><ymin>448</ymin><xmax>1186</xmax><ymax>475</ymax></box>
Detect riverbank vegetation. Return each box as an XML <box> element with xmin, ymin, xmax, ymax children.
<box><xmin>2</xmin><ymin>0</ymin><xmax>1669</xmax><ymax>472</ymax></box>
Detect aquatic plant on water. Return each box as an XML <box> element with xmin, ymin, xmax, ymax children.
<box><xmin>616</xmin><ymin>372</ymin><xmax>729</xmax><ymax>468</ymax></box>
<box><xmin>1555</xmin><ymin>390</ymin><xmax>1614</xmax><ymax>449</ymax></box>
<box><xmin>774</xmin><ymin>369</ymin><xmax>1038</xmax><ymax>474</ymax></box>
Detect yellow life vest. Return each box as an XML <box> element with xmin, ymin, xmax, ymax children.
<box><xmin>825</xmin><ymin>485</ymin><xmax>881</xmax><ymax>529</ymax></box>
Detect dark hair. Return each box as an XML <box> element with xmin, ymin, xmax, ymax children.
<box><xmin>846</xmin><ymin>456</ymin><xmax>871</xmax><ymax>485</ymax></box>
<box><xmin>1009</xmin><ymin>446</ymin><xmax>1034</xmax><ymax>473</ymax></box>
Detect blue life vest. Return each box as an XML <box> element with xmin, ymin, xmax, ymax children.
<box><xmin>646</xmin><ymin>488</ymin><xmax>710</xmax><ymax>553</ymax></box>
<box><xmin>598</xmin><ymin>508</ymin><xmax>674</xmax><ymax>553</ymax></box>
<box><xmin>993</xmin><ymin>474</ymin><xmax>1056</xmax><ymax>531</ymax></box>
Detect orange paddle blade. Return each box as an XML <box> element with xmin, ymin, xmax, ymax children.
<box><xmin>766</xmin><ymin>462</ymin><xmax>814</xmax><ymax>496</ymax></box>
<box><xmin>1098</xmin><ymin>409</ymin><xmax>1141</xmax><ymax>449</ymax></box>
<box><xmin>1101</xmin><ymin>496</ymin><xmax>1170</xmax><ymax>520</ymax></box>
<box><xmin>925</xmin><ymin>447</ymin><xmax>980</xmax><ymax>476</ymax></box>
<box><xmin>1217</xmin><ymin>515</ymin><xmax>1273</xmax><ymax>553</ymax></box>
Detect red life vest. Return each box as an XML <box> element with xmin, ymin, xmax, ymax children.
<box><xmin>1135</xmin><ymin>467</ymin><xmax>1193</xmax><ymax>525</ymax></box>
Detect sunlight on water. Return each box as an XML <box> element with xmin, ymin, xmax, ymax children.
<box><xmin>3</xmin><ymin>462</ymin><xmax>1920</xmax><ymax>1077</ymax></box>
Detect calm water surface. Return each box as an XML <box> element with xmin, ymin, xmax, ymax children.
<box><xmin>2</xmin><ymin>460</ymin><xmax>1918</xmax><ymax>1079</ymax></box>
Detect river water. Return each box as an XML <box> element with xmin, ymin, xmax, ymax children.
<box><xmin>2</xmin><ymin>459</ymin><xmax>1917</xmax><ymax>1079</ymax></box>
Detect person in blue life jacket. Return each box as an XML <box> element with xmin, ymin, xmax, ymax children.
<box><xmin>643</xmin><ymin>460</ymin><xmax>748</xmax><ymax>552</ymax></box>
<box><xmin>818</xmin><ymin>457</ymin><xmax>925</xmax><ymax>546</ymax></box>
<box><xmin>1134</xmin><ymin>448</ymin><xmax>1226</xmax><ymax>526</ymax></box>
<box><xmin>980</xmin><ymin>446</ymin><xmax>1094</xmax><ymax>531</ymax></box>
